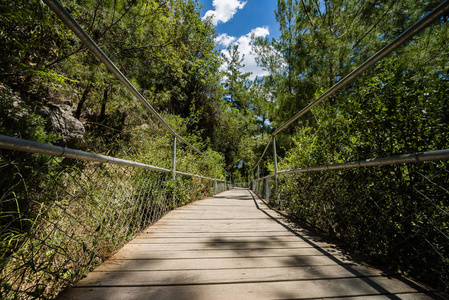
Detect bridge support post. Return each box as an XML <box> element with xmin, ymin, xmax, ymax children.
<box><xmin>225</xmin><ymin>173</ymin><xmax>228</xmax><ymax>191</ymax></box>
<box><xmin>273</xmin><ymin>137</ymin><xmax>280</xmax><ymax>207</ymax></box>
<box><xmin>256</xmin><ymin>165</ymin><xmax>260</xmax><ymax>194</ymax></box>
<box><xmin>214</xmin><ymin>165</ymin><xmax>217</xmax><ymax>194</ymax></box>
<box><xmin>251</xmin><ymin>170</ymin><xmax>254</xmax><ymax>190</ymax></box>
<box><xmin>172</xmin><ymin>137</ymin><xmax>177</xmax><ymax>181</ymax></box>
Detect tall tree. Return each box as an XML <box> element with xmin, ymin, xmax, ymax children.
<box><xmin>222</xmin><ymin>45</ymin><xmax>252</xmax><ymax>111</ymax></box>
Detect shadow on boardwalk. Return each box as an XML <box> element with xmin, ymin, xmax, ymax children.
<box><xmin>58</xmin><ymin>188</ymin><xmax>443</xmax><ymax>300</ymax></box>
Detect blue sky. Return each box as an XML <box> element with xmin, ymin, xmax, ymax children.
<box><xmin>197</xmin><ymin>0</ymin><xmax>280</xmax><ymax>79</ymax></box>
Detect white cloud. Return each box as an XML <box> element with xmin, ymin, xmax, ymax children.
<box><xmin>215</xmin><ymin>34</ymin><xmax>236</xmax><ymax>47</ymax></box>
<box><xmin>221</xmin><ymin>27</ymin><xmax>271</xmax><ymax>80</ymax></box>
<box><xmin>250</xmin><ymin>27</ymin><xmax>270</xmax><ymax>38</ymax></box>
<box><xmin>202</xmin><ymin>0</ymin><xmax>247</xmax><ymax>26</ymax></box>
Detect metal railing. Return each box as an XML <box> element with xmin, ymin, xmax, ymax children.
<box><xmin>0</xmin><ymin>138</ymin><xmax>228</xmax><ymax>299</ymax></box>
<box><xmin>0</xmin><ymin>0</ymin><xmax>231</xmax><ymax>298</ymax></box>
<box><xmin>252</xmin><ymin>161</ymin><xmax>449</xmax><ymax>292</ymax></box>
<box><xmin>251</xmin><ymin>0</ymin><xmax>449</xmax><ymax>293</ymax></box>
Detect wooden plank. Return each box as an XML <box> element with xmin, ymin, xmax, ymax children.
<box><xmin>137</xmin><ymin>231</ymin><xmax>295</xmax><ymax>238</ymax></box>
<box><xmin>160</xmin><ymin>216</ymin><xmax>279</xmax><ymax>219</ymax></box>
<box><xmin>160</xmin><ymin>215</ymin><xmax>279</xmax><ymax>220</ymax></box>
<box><xmin>58</xmin><ymin>277</ymin><xmax>428</xmax><ymax>300</ymax></box>
<box><xmin>136</xmin><ymin>228</ymin><xmax>327</xmax><ymax>240</ymax></box>
<box><xmin>129</xmin><ymin>235</ymin><xmax>310</xmax><ymax>243</ymax></box>
<box><xmin>144</xmin><ymin>229</ymin><xmax>288</xmax><ymax>234</ymax></box>
<box><xmin>145</xmin><ymin>222</ymin><xmax>290</xmax><ymax>228</ymax></box>
<box><xmin>128</xmin><ymin>236</ymin><xmax>346</xmax><ymax>248</ymax></box>
<box><xmin>331</xmin><ymin>294</ymin><xmax>436</xmax><ymax>300</ymax></box>
<box><xmin>75</xmin><ymin>265</ymin><xmax>386</xmax><ymax>287</ymax></box>
<box><xmin>121</xmin><ymin>241</ymin><xmax>321</xmax><ymax>250</ymax></box>
<box><xmin>149</xmin><ymin>223</ymin><xmax>285</xmax><ymax>229</ymax></box>
<box><xmin>156</xmin><ymin>218</ymin><xmax>279</xmax><ymax>224</ymax></box>
<box><xmin>112</xmin><ymin>247</ymin><xmax>347</xmax><ymax>260</ymax></box>
<box><xmin>94</xmin><ymin>256</ymin><xmax>355</xmax><ymax>272</ymax></box>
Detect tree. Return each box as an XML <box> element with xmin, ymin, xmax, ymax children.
<box><xmin>222</xmin><ymin>45</ymin><xmax>252</xmax><ymax>110</ymax></box>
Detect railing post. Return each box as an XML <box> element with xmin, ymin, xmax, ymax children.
<box><xmin>251</xmin><ymin>170</ymin><xmax>254</xmax><ymax>190</ymax></box>
<box><xmin>224</xmin><ymin>173</ymin><xmax>227</xmax><ymax>190</ymax></box>
<box><xmin>256</xmin><ymin>165</ymin><xmax>259</xmax><ymax>194</ymax></box>
<box><xmin>172</xmin><ymin>137</ymin><xmax>177</xmax><ymax>181</ymax></box>
<box><xmin>273</xmin><ymin>137</ymin><xmax>279</xmax><ymax>207</ymax></box>
<box><xmin>214</xmin><ymin>165</ymin><xmax>217</xmax><ymax>194</ymax></box>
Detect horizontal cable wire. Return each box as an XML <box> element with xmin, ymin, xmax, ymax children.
<box><xmin>0</xmin><ymin>134</ymin><xmax>226</xmax><ymax>182</ymax></box>
<box><xmin>0</xmin><ymin>134</ymin><xmax>171</xmax><ymax>173</ymax></box>
<box><xmin>254</xmin><ymin>148</ymin><xmax>449</xmax><ymax>180</ymax></box>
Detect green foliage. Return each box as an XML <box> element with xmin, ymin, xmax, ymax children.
<box><xmin>0</xmin><ymin>0</ymin><xmax>73</xmax><ymax>83</ymax></box>
<box><xmin>0</xmin><ymin>1</ymin><xmax>236</xmax><ymax>298</ymax></box>
<box><xmin>0</xmin><ymin>154</ymin><xmax>222</xmax><ymax>299</ymax></box>
<box><xmin>252</xmin><ymin>0</ymin><xmax>449</xmax><ymax>292</ymax></box>
<box><xmin>0</xmin><ymin>0</ymin><xmax>236</xmax><ymax>171</ymax></box>
<box><xmin>222</xmin><ymin>45</ymin><xmax>252</xmax><ymax>110</ymax></box>
<box><xmin>274</xmin><ymin>163</ymin><xmax>449</xmax><ymax>291</ymax></box>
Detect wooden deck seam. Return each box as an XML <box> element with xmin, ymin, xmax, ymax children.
<box><xmin>88</xmin><ymin>264</ymin><xmax>359</xmax><ymax>272</ymax></box>
<box><xmin>72</xmin><ymin>275</ymin><xmax>409</xmax><ymax>288</ymax></box>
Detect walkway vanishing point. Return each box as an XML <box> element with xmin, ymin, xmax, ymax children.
<box><xmin>59</xmin><ymin>188</ymin><xmax>439</xmax><ymax>300</ymax></box>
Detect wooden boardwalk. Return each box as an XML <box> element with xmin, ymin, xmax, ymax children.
<box><xmin>59</xmin><ymin>188</ymin><xmax>437</xmax><ymax>300</ymax></box>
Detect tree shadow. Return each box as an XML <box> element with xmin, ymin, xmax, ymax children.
<box><xmin>57</xmin><ymin>188</ymin><xmax>444</xmax><ymax>300</ymax></box>
<box><xmin>244</xmin><ymin>189</ymin><xmax>443</xmax><ymax>300</ymax></box>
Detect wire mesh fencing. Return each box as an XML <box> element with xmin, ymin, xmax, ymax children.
<box><xmin>215</xmin><ymin>181</ymin><xmax>230</xmax><ymax>194</ymax></box>
<box><xmin>0</xmin><ymin>148</ymin><xmax>225</xmax><ymax>299</ymax></box>
<box><xmin>233</xmin><ymin>182</ymin><xmax>250</xmax><ymax>189</ymax></box>
<box><xmin>252</xmin><ymin>177</ymin><xmax>274</xmax><ymax>205</ymax></box>
<box><xmin>253</xmin><ymin>161</ymin><xmax>449</xmax><ymax>292</ymax></box>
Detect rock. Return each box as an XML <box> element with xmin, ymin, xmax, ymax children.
<box><xmin>0</xmin><ymin>84</ymin><xmax>29</xmax><ymax>119</ymax></box>
<box><xmin>139</xmin><ymin>123</ymin><xmax>150</xmax><ymax>130</ymax></box>
<box><xmin>38</xmin><ymin>104</ymin><xmax>85</xmax><ymax>147</ymax></box>
<box><xmin>1</xmin><ymin>84</ymin><xmax>85</xmax><ymax>146</ymax></box>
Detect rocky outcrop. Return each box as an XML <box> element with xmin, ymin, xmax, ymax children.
<box><xmin>1</xmin><ymin>84</ymin><xmax>85</xmax><ymax>147</ymax></box>
<box><xmin>38</xmin><ymin>104</ymin><xmax>85</xmax><ymax>147</ymax></box>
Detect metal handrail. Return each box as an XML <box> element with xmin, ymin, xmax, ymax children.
<box><xmin>254</xmin><ymin>136</ymin><xmax>273</xmax><ymax>172</ymax></box>
<box><xmin>253</xmin><ymin>148</ymin><xmax>449</xmax><ymax>181</ymax></box>
<box><xmin>0</xmin><ymin>135</ymin><xmax>170</xmax><ymax>172</ymax></box>
<box><xmin>0</xmin><ymin>135</ymin><xmax>222</xmax><ymax>182</ymax></box>
<box><xmin>252</xmin><ymin>0</ymin><xmax>449</xmax><ymax>172</ymax></box>
<box><xmin>42</xmin><ymin>0</ymin><xmax>229</xmax><ymax>176</ymax></box>
<box><xmin>175</xmin><ymin>170</ymin><xmax>225</xmax><ymax>182</ymax></box>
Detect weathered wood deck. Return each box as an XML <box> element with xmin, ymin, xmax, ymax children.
<box><xmin>59</xmin><ymin>188</ymin><xmax>437</xmax><ymax>299</ymax></box>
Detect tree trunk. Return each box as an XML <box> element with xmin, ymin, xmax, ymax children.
<box><xmin>99</xmin><ymin>86</ymin><xmax>108</xmax><ymax>121</ymax></box>
<box><xmin>75</xmin><ymin>85</ymin><xmax>91</xmax><ymax>120</ymax></box>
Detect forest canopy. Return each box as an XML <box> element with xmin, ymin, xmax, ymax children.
<box><xmin>0</xmin><ymin>0</ymin><xmax>447</xmax><ymax>187</ymax></box>
<box><xmin>0</xmin><ymin>0</ymin><xmax>265</xmax><ymax>181</ymax></box>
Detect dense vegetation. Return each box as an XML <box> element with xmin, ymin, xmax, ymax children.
<box><xmin>0</xmin><ymin>0</ymin><xmax>265</xmax><ymax>177</ymax></box>
<box><xmin>252</xmin><ymin>0</ymin><xmax>449</xmax><ymax>292</ymax></box>
<box><xmin>0</xmin><ymin>0</ymin><xmax>448</xmax><ymax>297</ymax></box>
<box><xmin>0</xmin><ymin>0</ymin><xmax>256</xmax><ymax>298</ymax></box>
